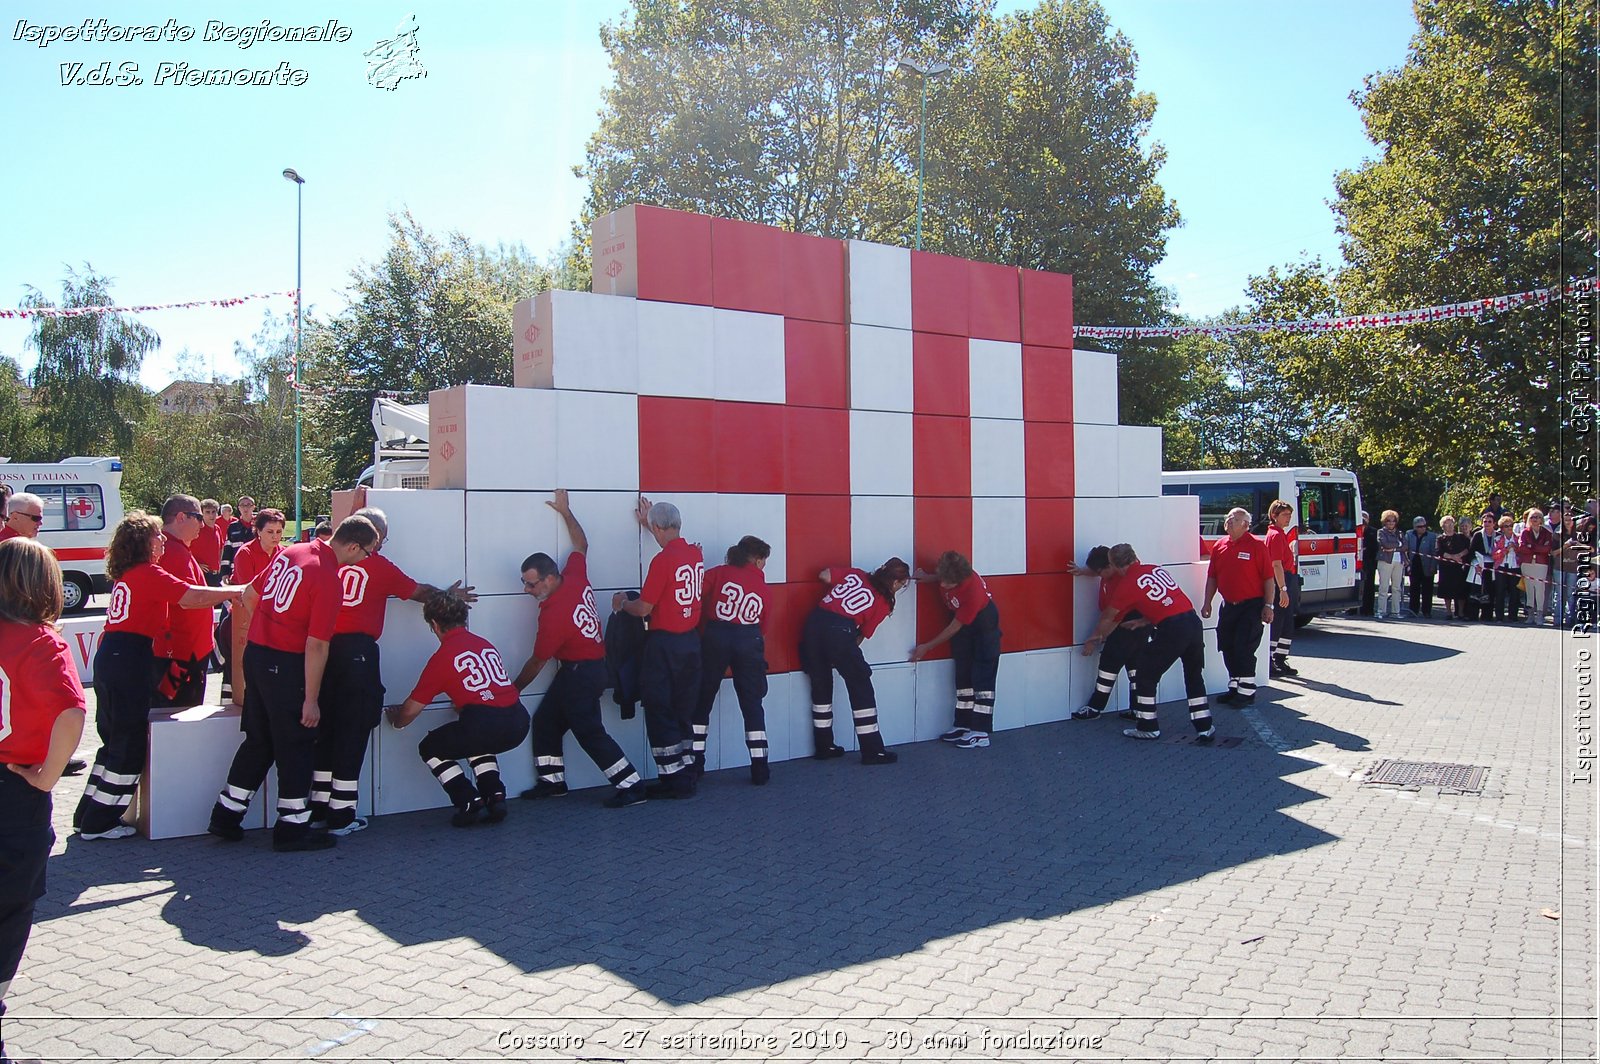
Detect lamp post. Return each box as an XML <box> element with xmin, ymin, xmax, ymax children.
<box><xmin>282</xmin><ymin>167</ymin><xmax>304</xmax><ymax>533</ymax></box>
<box><xmin>895</xmin><ymin>57</ymin><xmax>950</xmax><ymax>251</ymax></box>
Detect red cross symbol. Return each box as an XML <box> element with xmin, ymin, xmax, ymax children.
<box><xmin>69</xmin><ymin>496</ymin><xmax>95</xmax><ymax>518</ymax></box>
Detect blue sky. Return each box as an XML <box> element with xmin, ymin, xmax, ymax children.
<box><xmin>0</xmin><ymin>1</ymin><xmax>1418</xmax><ymax>388</ymax></box>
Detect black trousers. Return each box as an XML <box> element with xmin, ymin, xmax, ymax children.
<box><xmin>311</xmin><ymin>634</ymin><xmax>383</xmax><ymax>829</ymax></box>
<box><xmin>75</xmin><ymin>632</ymin><xmax>161</xmax><ymax>835</ymax></box>
<box><xmin>1087</xmin><ymin>621</ymin><xmax>1149</xmax><ymax>711</ymax></box>
<box><xmin>419</xmin><ymin>703</ymin><xmax>531</xmax><ymax>808</ymax></box>
<box><xmin>212</xmin><ymin>643</ymin><xmax>319</xmax><ymax>843</ymax></box>
<box><xmin>1409</xmin><ymin>558</ymin><xmax>1435</xmax><ymax>616</ymax></box>
<box><xmin>639</xmin><ymin>629</ymin><xmax>701</xmax><ymax>782</ymax></box>
<box><xmin>1271</xmin><ymin>571</ymin><xmax>1300</xmax><ymax>656</ymax></box>
<box><xmin>1495</xmin><ymin>568</ymin><xmax>1522</xmax><ymax>621</ymax></box>
<box><xmin>799</xmin><ymin>610</ymin><xmax>886</xmax><ymax>755</ymax></box>
<box><xmin>532</xmin><ymin>659</ymin><xmax>640</xmax><ymax>790</ymax></box>
<box><xmin>1131</xmin><ymin>611</ymin><xmax>1211</xmax><ymax>735</ymax></box>
<box><xmin>694</xmin><ymin>622</ymin><xmax>770</xmax><ymax>765</ymax></box>
<box><xmin>0</xmin><ymin>769</ymin><xmax>52</xmax><ymax>1055</ymax></box>
<box><xmin>949</xmin><ymin>602</ymin><xmax>1001</xmax><ymax>731</ymax></box>
<box><xmin>1216</xmin><ymin>597</ymin><xmax>1266</xmax><ymax>696</ymax></box>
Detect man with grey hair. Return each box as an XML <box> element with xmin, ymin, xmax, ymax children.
<box><xmin>309</xmin><ymin>505</ymin><xmax>475</xmax><ymax>834</ymax></box>
<box><xmin>613</xmin><ymin>495</ymin><xmax>703</xmax><ymax>798</ymax></box>
<box><xmin>1201</xmin><ymin>507</ymin><xmax>1276</xmax><ymax>706</ymax></box>
<box><xmin>0</xmin><ymin>492</ymin><xmax>46</xmax><ymax>542</ymax></box>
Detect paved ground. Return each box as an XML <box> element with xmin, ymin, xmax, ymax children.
<box><xmin>9</xmin><ymin>615</ymin><xmax>1597</xmax><ymax>1062</ymax></box>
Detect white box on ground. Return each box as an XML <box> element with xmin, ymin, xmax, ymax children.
<box><xmin>1023</xmin><ymin>648</ymin><xmax>1073</xmax><ymax>727</ymax></box>
<box><xmin>374</xmin><ymin>704</ymin><xmax>456</xmax><ymax>816</ymax></box>
<box><xmin>1072</xmin><ymin>349</ymin><xmax>1119</xmax><ymax>425</ymax></box>
<box><xmin>972</xmin><ymin>497</ymin><xmax>1027</xmax><ymax>575</ymax></box>
<box><xmin>461</xmin><ymin>594</ymin><xmax>540</xmax><ymax>679</ymax></box>
<box><xmin>968</xmin><ymin>339</ymin><xmax>1023</xmax><ymax>419</ymax></box>
<box><xmin>848</xmin><ymin>324</ymin><xmax>914</xmax><ymax>412</ymax></box>
<box><xmin>870</xmin><ymin>662</ymin><xmax>916</xmax><ymax>748</ymax></box>
<box><xmin>636</xmin><ymin>301</ymin><xmax>715</xmax><ymax>398</ymax></box>
<box><xmin>557</xmin><ymin>390</ymin><xmax>640</xmax><ymax>492</ymax></box>
<box><xmin>378</xmin><ymin>597</ymin><xmax>446</xmax><ymax>701</ymax></box>
<box><xmin>847</xmin><ymin>240</ymin><xmax>911</xmax><ymax>330</ymax></box>
<box><xmin>429</xmin><ymin>385</ymin><xmax>558</xmax><ymax>491</ymax></box>
<box><xmin>859</xmin><ymin>592</ymin><xmax>915</xmax><ymax>668</ymax></box>
<box><xmin>990</xmin><ymin>652</ymin><xmax>1028</xmax><ymax>733</ymax></box>
<box><xmin>1067</xmin><ymin>647</ymin><xmax>1130</xmax><ymax>717</ymax></box>
<box><xmin>912</xmin><ymin>658</ymin><xmax>956</xmax><ymax>741</ymax></box>
<box><xmin>1073</xmin><ymin>424</ymin><xmax>1120</xmax><ymax>498</ymax></box>
<box><xmin>364</xmin><ymin>488</ymin><xmax>467</xmax><ymax>586</ymax></box>
<box><xmin>1117</xmin><ymin>425</ymin><xmax>1164</xmax><ymax>497</ymax></box>
<box><xmin>140</xmin><ymin>704</ymin><xmax>262</xmax><ymax>840</ymax></box>
<box><xmin>515</xmin><ymin>289</ymin><xmax>640</xmax><ymax>393</ymax></box>
<box><xmin>970</xmin><ymin>418</ymin><xmax>1026</xmax><ymax>497</ymax></box>
<box><xmin>848</xmin><ymin>411</ymin><xmax>913</xmax><ymax>495</ymax></box>
<box><xmin>712</xmin><ymin>308</ymin><xmax>786</xmax><ymax>404</ymax></box>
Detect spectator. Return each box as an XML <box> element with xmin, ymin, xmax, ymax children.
<box><xmin>1359</xmin><ymin>511</ymin><xmax>1378</xmax><ymax>615</ymax></box>
<box><xmin>0</xmin><ymin>493</ymin><xmax>46</xmax><ymax>542</ymax></box>
<box><xmin>1435</xmin><ymin>516</ymin><xmax>1471</xmax><ymax>620</ymax></box>
<box><xmin>1517</xmin><ymin>508</ymin><xmax>1553</xmax><ymax>626</ymax></box>
<box><xmin>910</xmin><ymin>550</ymin><xmax>1001</xmax><ymax>750</ymax></box>
<box><xmin>193</xmin><ymin>499</ymin><xmax>224</xmax><ymax>586</ymax></box>
<box><xmin>1374</xmin><ymin>511</ymin><xmax>1409</xmax><ymax>619</ymax></box>
<box><xmin>1554</xmin><ymin>508</ymin><xmax>1589</xmax><ymax>625</ymax></box>
<box><xmin>1486</xmin><ymin>492</ymin><xmax>1506</xmax><ymax>520</ymax></box>
<box><xmin>1468</xmin><ymin>512</ymin><xmax>1502</xmax><ymax>622</ymax></box>
<box><xmin>313</xmin><ymin>522</ymin><xmax>333</xmax><ymax>543</ymax></box>
<box><xmin>798</xmin><ymin>558</ymin><xmax>910</xmax><ymax>764</ymax></box>
<box><xmin>0</xmin><ymin>537</ymin><xmax>87</xmax><ymax>1064</ymax></box>
<box><xmin>1492</xmin><ymin>514</ymin><xmax>1522</xmax><ymax>622</ymax></box>
<box><xmin>1404</xmin><ymin>516</ymin><xmax>1438</xmax><ymax>619</ymax></box>
<box><xmin>223</xmin><ymin>496</ymin><xmax>257</xmax><ymax>576</ymax></box>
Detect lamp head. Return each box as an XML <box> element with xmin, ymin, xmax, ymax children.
<box><xmin>282</xmin><ymin>168</ymin><xmax>304</xmax><ymax>184</ymax></box>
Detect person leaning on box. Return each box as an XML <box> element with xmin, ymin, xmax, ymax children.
<box><xmin>910</xmin><ymin>550</ymin><xmax>1001</xmax><ymax>750</ymax></box>
<box><xmin>1202</xmin><ymin>507</ymin><xmax>1276</xmax><ymax>707</ymax></box>
<box><xmin>1067</xmin><ymin>544</ymin><xmax>1149</xmax><ymax>722</ymax></box>
<box><xmin>693</xmin><ymin>535</ymin><xmax>777</xmax><ymax>783</ymax></box>
<box><xmin>799</xmin><ymin>558</ymin><xmax>910</xmax><ymax>765</ymax></box>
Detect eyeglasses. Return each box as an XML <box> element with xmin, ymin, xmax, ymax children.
<box><xmin>521</xmin><ymin>578</ymin><xmax>540</xmax><ymax>591</ymax></box>
<box><xmin>183</xmin><ymin>510</ymin><xmax>203</xmax><ymax>520</ymax></box>
<box><xmin>11</xmin><ymin>511</ymin><xmax>42</xmax><ymax>524</ymax></box>
<box><xmin>357</xmin><ymin>544</ymin><xmax>374</xmax><ymax>558</ymax></box>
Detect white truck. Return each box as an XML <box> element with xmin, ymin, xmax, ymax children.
<box><xmin>358</xmin><ymin>396</ymin><xmax>430</xmax><ymax>490</ymax></box>
<box><xmin>0</xmin><ymin>455</ymin><xmax>125</xmax><ymax>612</ymax></box>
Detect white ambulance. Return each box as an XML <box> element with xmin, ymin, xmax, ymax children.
<box><xmin>1160</xmin><ymin>466</ymin><xmax>1365</xmax><ymax>621</ymax></box>
<box><xmin>0</xmin><ymin>456</ymin><xmax>124</xmax><ymax>612</ymax></box>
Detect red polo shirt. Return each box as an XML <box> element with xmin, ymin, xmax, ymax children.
<box><xmin>334</xmin><ymin>551</ymin><xmax>419</xmax><ymax>638</ymax></box>
<box><xmin>1209</xmin><ymin>533</ymin><xmax>1274</xmax><ymax>603</ymax></box>
<box><xmin>703</xmin><ymin>563</ymin><xmax>769</xmax><ymax>629</ymax></box>
<box><xmin>641</xmin><ymin>537</ymin><xmax>704</xmax><ymax>633</ymax></box>
<box><xmin>0</xmin><ymin>621</ymin><xmax>86</xmax><ymax>766</ymax></box>
<box><xmin>819</xmin><ymin>567</ymin><xmax>893</xmax><ymax>639</ymax></box>
<box><xmin>534</xmin><ymin>553</ymin><xmax>606</xmax><ymax>663</ymax></box>
<box><xmin>939</xmin><ymin>571</ymin><xmax>992</xmax><ymax>626</ymax></box>
<box><xmin>158</xmin><ymin>535</ymin><xmax>211</xmax><ymax>659</ymax></box>
<box><xmin>248</xmin><ymin>541</ymin><xmax>341</xmax><ymax>654</ymax></box>
<box><xmin>1105</xmin><ymin>563</ymin><xmax>1194</xmax><ymax>625</ymax></box>
<box><xmin>409</xmin><ymin>627</ymin><xmax>519</xmax><ymax>708</ymax></box>
<box><xmin>105</xmin><ymin>561</ymin><xmax>189</xmax><ymax>641</ymax></box>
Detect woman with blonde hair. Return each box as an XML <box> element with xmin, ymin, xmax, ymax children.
<box><xmin>73</xmin><ymin>512</ymin><xmax>241</xmax><ymax>839</ymax></box>
<box><xmin>0</xmin><ymin>537</ymin><xmax>87</xmax><ymax>1064</ymax></box>
<box><xmin>1374</xmin><ymin>510</ymin><xmax>1409</xmax><ymax>619</ymax></box>
<box><xmin>1517</xmin><ymin>507</ymin><xmax>1553</xmax><ymax>625</ymax></box>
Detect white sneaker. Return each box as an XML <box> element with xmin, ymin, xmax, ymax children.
<box><xmin>80</xmin><ymin>824</ymin><xmax>137</xmax><ymax>840</ymax></box>
<box><xmin>939</xmin><ymin>727</ymin><xmax>972</xmax><ymax>742</ymax></box>
<box><xmin>954</xmin><ymin>731</ymin><xmax>990</xmax><ymax>749</ymax></box>
<box><xmin>1123</xmin><ymin>728</ymin><xmax>1161</xmax><ymax>741</ymax></box>
<box><xmin>327</xmin><ymin>817</ymin><xmax>369</xmax><ymax>837</ymax></box>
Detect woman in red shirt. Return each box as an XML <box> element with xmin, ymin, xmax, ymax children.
<box><xmin>72</xmin><ymin>513</ymin><xmax>241</xmax><ymax>839</ymax></box>
<box><xmin>695</xmin><ymin>536</ymin><xmax>774</xmax><ymax>784</ymax></box>
<box><xmin>798</xmin><ymin>557</ymin><xmax>910</xmax><ymax>765</ymax></box>
<box><xmin>0</xmin><ymin>537</ymin><xmax>87</xmax><ymax>1064</ymax></box>
<box><xmin>388</xmin><ymin>592</ymin><xmax>530</xmax><ymax>826</ymax></box>
<box><xmin>224</xmin><ymin>508</ymin><xmax>286</xmax><ymax>706</ymax></box>
<box><xmin>910</xmin><ymin>551</ymin><xmax>1002</xmax><ymax>749</ymax></box>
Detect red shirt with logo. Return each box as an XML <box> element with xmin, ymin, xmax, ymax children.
<box><xmin>409</xmin><ymin>626</ymin><xmax>519</xmax><ymax>708</ymax></box>
<box><xmin>192</xmin><ymin>523</ymin><xmax>223</xmax><ymax>573</ymax></box>
<box><xmin>641</xmin><ymin>537</ymin><xmax>704</xmax><ymax>633</ymax></box>
<box><xmin>158</xmin><ymin>536</ymin><xmax>211</xmax><ymax>659</ymax></box>
<box><xmin>334</xmin><ymin>551</ymin><xmax>419</xmax><ymax>638</ymax></box>
<box><xmin>0</xmin><ymin>621</ymin><xmax>86</xmax><ymax>766</ymax></box>
<box><xmin>248</xmin><ymin>541</ymin><xmax>342</xmax><ymax>654</ymax></box>
<box><xmin>104</xmin><ymin>561</ymin><xmax>190</xmax><ymax>640</ymax></box>
<box><xmin>940</xmin><ymin>571</ymin><xmax>992</xmax><ymax>626</ymax></box>
<box><xmin>1209</xmin><ymin>533</ymin><xmax>1274</xmax><ymax>603</ymax></box>
<box><xmin>231</xmin><ymin>540</ymin><xmax>282</xmax><ymax>587</ymax></box>
<box><xmin>0</xmin><ymin>526</ymin><xmax>24</xmax><ymax>543</ymax></box>
<box><xmin>535</xmin><ymin>553</ymin><xmax>606</xmax><ymax>662</ymax></box>
<box><xmin>1106</xmin><ymin>563</ymin><xmax>1194</xmax><ymax>625</ymax></box>
<box><xmin>819</xmin><ymin>567</ymin><xmax>893</xmax><ymax>639</ymax></box>
<box><xmin>703</xmin><ymin>563</ymin><xmax>770</xmax><ymax>630</ymax></box>
<box><xmin>1266</xmin><ymin>524</ymin><xmax>1299</xmax><ymax>575</ymax></box>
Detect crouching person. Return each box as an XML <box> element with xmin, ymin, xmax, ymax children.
<box><xmin>387</xmin><ymin>593</ymin><xmax>530</xmax><ymax>827</ymax></box>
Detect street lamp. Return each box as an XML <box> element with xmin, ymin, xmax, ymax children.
<box><xmin>895</xmin><ymin>57</ymin><xmax>950</xmax><ymax>251</ymax></box>
<box><xmin>282</xmin><ymin>167</ymin><xmax>304</xmax><ymax>533</ymax></box>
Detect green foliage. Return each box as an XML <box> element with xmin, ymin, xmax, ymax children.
<box><xmin>0</xmin><ymin>357</ymin><xmax>36</xmax><ymax>460</ymax></box>
<box><xmin>22</xmin><ymin>266</ymin><xmax>156</xmax><ymax>459</ymax></box>
<box><xmin>302</xmin><ymin>213</ymin><xmax>552</xmax><ymax>488</ymax></box>
<box><xmin>1331</xmin><ymin>0</ymin><xmax>1596</xmax><ymax>502</ymax></box>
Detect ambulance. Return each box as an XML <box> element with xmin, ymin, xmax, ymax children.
<box><xmin>0</xmin><ymin>456</ymin><xmax>124</xmax><ymax>612</ymax></box>
<box><xmin>1160</xmin><ymin>466</ymin><xmax>1365</xmax><ymax>622</ymax></box>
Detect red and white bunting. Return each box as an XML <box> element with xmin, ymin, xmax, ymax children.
<box><xmin>0</xmin><ymin>289</ymin><xmax>298</xmax><ymax>321</ymax></box>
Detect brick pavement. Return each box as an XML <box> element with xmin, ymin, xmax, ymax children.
<box><xmin>7</xmin><ymin>615</ymin><xmax>1596</xmax><ymax>1062</ymax></box>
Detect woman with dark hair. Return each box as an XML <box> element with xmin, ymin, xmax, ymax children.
<box><xmin>693</xmin><ymin>535</ymin><xmax>774</xmax><ymax>784</ymax></box>
<box><xmin>388</xmin><ymin>592</ymin><xmax>530</xmax><ymax>827</ymax></box>
<box><xmin>74</xmin><ymin>512</ymin><xmax>241</xmax><ymax>839</ymax></box>
<box><xmin>799</xmin><ymin>557</ymin><xmax>910</xmax><ymax>765</ymax></box>
<box><xmin>225</xmin><ymin>508</ymin><xmax>287</xmax><ymax>706</ymax></box>
<box><xmin>0</xmin><ymin>537</ymin><xmax>86</xmax><ymax>1064</ymax></box>
<box><xmin>910</xmin><ymin>550</ymin><xmax>1001</xmax><ymax>749</ymax></box>
<box><xmin>1468</xmin><ymin>512</ymin><xmax>1501</xmax><ymax>621</ymax></box>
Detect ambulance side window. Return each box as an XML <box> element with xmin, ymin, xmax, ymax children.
<box><xmin>26</xmin><ymin>484</ymin><xmax>106</xmax><ymax>532</ymax></box>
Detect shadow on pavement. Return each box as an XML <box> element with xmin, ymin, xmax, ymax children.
<box><xmin>36</xmin><ymin>712</ymin><xmax>1348</xmax><ymax>1006</ymax></box>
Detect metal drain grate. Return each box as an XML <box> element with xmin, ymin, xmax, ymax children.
<box><xmin>1364</xmin><ymin>759</ymin><xmax>1487</xmax><ymax>793</ymax></box>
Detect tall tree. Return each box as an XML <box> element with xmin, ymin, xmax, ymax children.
<box><xmin>303</xmin><ymin>213</ymin><xmax>551</xmax><ymax>488</ymax></box>
<box><xmin>1331</xmin><ymin>0</ymin><xmax>1596</xmax><ymax>503</ymax></box>
<box><xmin>0</xmin><ymin>357</ymin><xmax>35</xmax><ymax>460</ymax></box>
<box><xmin>22</xmin><ymin>266</ymin><xmax>156</xmax><ymax>458</ymax></box>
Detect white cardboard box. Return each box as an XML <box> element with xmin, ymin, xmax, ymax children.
<box><xmin>847</xmin><ymin>239</ymin><xmax>912</xmax><ymax>330</ymax></box>
<box><xmin>848</xmin><ymin>324</ymin><xmax>914</xmax><ymax>413</ymax></box>
<box><xmin>636</xmin><ymin>300</ymin><xmax>716</xmax><ymax>399</ymax></box>
<box><xmin>712</xmin><ymin>308</ymin><xmax>786</xmax><ymax>404</ymax></box>
<box><xmin>972</xmin><ymin>497</ymin><xmax>1027</xmax><ymax>575</ymax></box>
<box><xmin>1072</xmin><ymin>349</ymin><xmax>1119</xmax><ymax>425</ymax></box>
<box><xmin>970</xmin><ymin>418</ymin><xmax>1026</xmax><ymax>497</ymax></box>
<box><xmin>514</xmin><ymin>289</ymin><xmax>640</xmax><ymax>393</ymax></box>
<box><xmin>1023</xmin><ymin>648</ymin><xmax>1073</xmax><ymax>727</ymax></box>
<box><xmin>1117</xmin><ymin>425</ymin><xmax>1164</xmax><ymax>498</ymax></box>
<box><xmin>969</xmin><ymin>339</ymin><xmax>1024</xmax><ymax>419</ymax></box>
<box><xmin>1073</xmin><ymin>424</ymin><xmax>1121</xmax><ymax>498</ymax></box>
<box><xmin>364</xmin><ymin>489</ymin><xmax>468</xmax><ymax>589</ymax></box>
<box><xmin>848</xmin><ymin>411</ymin><xmax>913</xmax><ymax>496</ymax></box>
<box><xmin>557</xmin><ymin>390</ymin><xmax>640</xmax><ymax>492</ymax></box>
<box><xmin>429</xmin><ymin>385</ymin><xmax>558</xmax><ymax>491</ymax></box>
<box><xmin>140</xmin><ymin>704</ymin><xmax>262</xmax><ymax>840</ymax></box>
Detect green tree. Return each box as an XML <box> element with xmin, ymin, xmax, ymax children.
<box><xmin>22</xmin><ymin>266</ymin><xmax>157</xmax><ymax>458</ymax></box>
<box><xmin>0</xmin><ymin>357</ymin><xmax>35</xmax><ymax>460</ymax></box>
<box><xmin>1330</xmin><ymin>0</ymin><xmax>1596</xmax><ymax>503</ymax></box>
<box><xmin>303</xmin><ymin>214</ymin><xmax>551</xmax><ymax>488</ymax></box>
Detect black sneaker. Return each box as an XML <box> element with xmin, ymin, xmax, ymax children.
<box><xmin>603</xmin><ymin>786</ymin><xmax>646</xmax><ymax>808</ymax></box>
<box><xmin>273</xmin><ymin>831</ymin><xmax>336</xmax><ymax>852</ymax></box>
<box><xmin>1268</xmin><ymin>660</ymin><xmax>1286</xmax><ymax>678</ymax></box>
<box><xmin>645</xmin><ymin>778</ymin><xmax>695</xmax><ymax>799</ymax></box>
<box><xmin>750</xmin><ymin>761</ymin><xmax>770</xmax><ymax>785</ymax></box>
<box><xmin>207</xmin><ymin>816</ymin><xmax>244</xmax><ymax>843</ymax></box>
<box><xmin>860</xmin><ymin>749</ymin><xmax>898</xmax><ymax>765</ymax></box>
<box><xmin>451</xmin><ymin>800</ymin><xmax>485</xmax><ymax>827</ymax></box>
<box><xmin>519</xmin><ymin>782</ymin><xmax>569</xmax><ymax>800</ymax></box>
<box><xmin>938</xmin><ymin>727</ymin><xmax>971</xmax><ymax>742</ymax></box>
<box><xmin>1278</xmin><ymin>660</ymin><xmax>1299</xmax><ymax>676</ymax></box>
<box><xmin>1216</xmin><ymin>690</ymin><xmax>1241</xmax><ymax>705</ymax></box>
<box><xmin>813</xmin><ymin>743</ymin><xmax>846</xmax><ymax>760</ymax></box>
<box><xmin>483</xmin><ymin>795</ymin><xmax>508</xmax><ymax>824</ymax></box>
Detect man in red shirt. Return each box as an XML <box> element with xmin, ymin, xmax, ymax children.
<box><xmin>695</xmin><ymin>535</ymin><xmax>773</xmax><ymax>781</ymax></box>
<box><xmin>1202</xmin><ymin>507</ymin><xmax>1277</xmax><ymax>706</ymax></box>
<box><xmin>309</xmin><ymin>505</ymin><xmax>474</xmax><ymax>835</ymax></box>
<box><xmin>1083</xmin><ymin>543</ymin><xmax>1214</xmax><ymax>742</ymax></box>
<box><xmin>192</xmin><ymin>499</ymin><xmax>224</xmax><ymax>585</ymax></box>
<box><xmin>515</xmin><ymin>491</ymin><xmax>646</xmax><ymax>807</ymax></box>
<box><xmin>1067</xmin><ymin>545</ymin><xmax>1149</xmax><ymax>722</ymax></box>
<box><xmin>1265</xmin><ymin>500</ymin><xmax>1299</xmax><ymax>676</ymax></box>
<box><xmin>612</xmin><ymin>496</ymin><xmax>703</xmax><ymax>799</ymax></box>
<box><xmin>153</xmin><ymin>495</ymin><xmax>215</xmax><ymax>708</ymax></box>
<box><xmin>0</xmin><ymin>493</ymin><xmax>45</xmax><ymax>542</ymax></box>
<box><xmin>208</xmin><ymin>515</ymin><xmax>380</xmax><ymax>852</ymax></box>
<box><xmin>910</xmin><ymin>550</ymin><xmax>1001</xmax><ymax>749</ymax></box>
